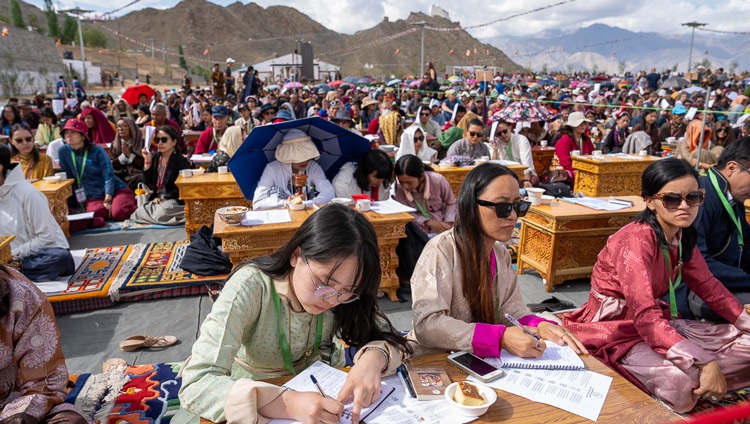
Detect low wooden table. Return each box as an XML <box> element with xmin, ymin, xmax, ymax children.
<box><xmin>0</xmin><ymin>235</ymin><xmax>14</xmax><ymax>265</ymax></box>
<box><xmin>531</xmin><ymin>146</ymin><xmax>556</xmax><ymax>174</ymax></box>
<box><xmin>200</xmin><ymin>352</ymin><xmax>679</xmax><ymax>424</ymax></box>
<box><xmin>213</xmin><ymin>208</ymin><xmax>413</xmax><ymax>301</ymax></box>
<box><xmin>32</xmin><ymin>179</ymin><xmax>74</xmax><ymax>237</ymax></box>
<box><xmin>572</xmin><ymin>155</ymin><xmax>661</xmax><ymax>197</ymax></box>
<box><xmin>517</xmin><ymin>196</ymin><xmax>645</xmax><ymax>292</ymax></box>
<box><xmin>435</xmin><ymin>163</ymin><xmax>528</xmax><ymax>197</ymax></box>
<box><xmin>176</xmin><ymin>173</ymin><xmax>252</xmax><ymax>238</ymax></box>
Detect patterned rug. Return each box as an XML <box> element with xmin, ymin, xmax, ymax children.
<box><xmin>111</xmin><ymin>241</ymin><xmax>227</xmax><ymax>301</ymax></box>
<box><xmin>66</xmin><ymin>362</ymin><xmax>182</xmax><ymax>423</ymax></box>
<box><xmin>48</xmin><ymin>245</ymin><xmax>135</xmax><ymax>314</ymax></box>
<box><xmin>690</xmin><ymin>387</ymin><xmax>750</xmax><ymax>422</ymax></box>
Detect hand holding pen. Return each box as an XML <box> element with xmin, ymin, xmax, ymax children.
<box><xmin>503</xmin><ymin>313</ymin><xmax>546</xmax><ymax>358</ymax></box>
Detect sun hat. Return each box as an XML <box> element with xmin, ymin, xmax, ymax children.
<box><xmin>62</xmin><ymin>118</ymin><xmax>89</xmax><ymax>137</ymax></box>
<box><xmin>564</xmin><ymin>111</ymin><xmax>592</xmax><ymax>127</ymax></box>
<box><xmin>361</xmin><ymin>97</ymin><xmax>378</xmax><ymax>108</ymax></box>
<box><xmin>332</xmin><ymin>109</ymin><xmax>352</xmax><ymax>122</ymax></box>
<box><xmin>226</xmin><ymin>58</ymin><xmax>235</xmax><ymax>64</ymax></box>
<box><xmin>429</xmin><ymin>98</ymin><xmax>441</xmax><ymax>108</ymax></box>
<box><xmin>275</xmin><ymin>129</ymin><xmax>320</xmax><ymax>163</ymax></box>
<box><xmin>272</xmin><ymin>109</ymin><xmax>293</xmax><ymax>122</ymax></box>
<box><xmin>260</xmin><ymin>103</ymin><xmax>277</xmax><ymax>115</ymax></box>
<box><xmin>445</xmin><ymin>89</ymin><xmax>456</xmax><ymax>95</ymax></box>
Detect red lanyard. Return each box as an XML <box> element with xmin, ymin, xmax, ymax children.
<box><xmin>156</xmin><ymin>156</ymin><xmax>168</xmax><ymax>190</ymax></box>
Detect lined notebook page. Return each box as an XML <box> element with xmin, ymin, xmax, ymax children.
<box><xmin>486</xmin><ymin>343</ymin><xmax>584</xmax><ymax>370</ymax></box>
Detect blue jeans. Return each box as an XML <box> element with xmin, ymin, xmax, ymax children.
<box><xmin>22</xmin><ymin>248</ymin><xmax>75</xmax><ymax>281</ymax></box>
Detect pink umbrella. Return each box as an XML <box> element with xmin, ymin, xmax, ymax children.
<box><xmin>284</xmin><ymin>81</ymin><xmax>304</xmax><ymax>89</ymax></box>
<box><xmin>466</xmin><ymin>78</ymin><xmax>477</xmax><ymax>85</ymax></box>
<box><xmin>409</xmin><ymin>80</ymin><xmax>422</xmax><ymax>88</ymax></box>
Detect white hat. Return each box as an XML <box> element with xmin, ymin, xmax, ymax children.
<box><xmin>275</xmin><ymin>129</ymin><xmax>320</xmax><ymax>164</ymax></box>
<box><xmin>429</xmin><ymin>99</ymin><xmax>441</xmax><ymax>108</ymax></box>
<box><xmin>445</xmin><ymin>89</ymin><xmax>456</xmax><ymax>95</ymax></box>
<box><xmin>493</xmin><ymin>76</ymin><xmax>502</xmax><ymax>82</ymax></box>
<box><xmin>564</xmin><ymin>111</ymin><xmax>591</xmax><ymax>128</ymax></box>
<box><xmin>460</xmin><ymin>91</ymin><xmax>470</xmax><ymax>97</ymax></box>
<box><xmin>226</xmin><ymin>57</ymin><xmax>236</xmax><ymax>63</ymax></box>
<box><xmin>498</xmin><ymin>94</ymin><xmax>509</xmax><ymax>102</ymax></box>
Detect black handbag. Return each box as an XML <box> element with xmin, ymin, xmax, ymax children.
<box><xmin>179</xmin><ymin>225</ymin><xmax>233</xmax><ymax>276</ymax></box>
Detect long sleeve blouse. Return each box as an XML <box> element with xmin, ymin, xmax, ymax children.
<box><xmin>142</xmin><ymin>152</ymin><xmax>191</xmax><ymax>202</ymax></box>
<box><xmin>393</xmin><ymin>171</ymin><xmax>456</xmax><ymax>234</ymax></box>
<box><xmin>252</xmin><ymin>161</ymin><xmax>335</xmax><ymax>210</ymax></box>
<box><xmin>58</xmin><ymin>143</ymin><xmax>126</xmax><ymax>200</ymax></box>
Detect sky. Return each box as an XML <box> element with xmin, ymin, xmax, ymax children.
<box><xmin>23</xmin><ymin>0</ymin><xmax>750</xmax><ymax>40</ymax></box>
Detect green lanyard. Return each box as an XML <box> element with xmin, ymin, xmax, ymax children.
<box><xmin>413</xmin><ymin>198</ymin><xmax>430</xmax><ymax>220</ymax></box>
<box><xmin>661</xmin><ymin>240</ymin><xmax>683</xmax><ymax>319</ymax></box>
<box><xmin>504</xmin><ymin>139</ymin><xmax>513</xmax><ymax>160</ymax></box>
<box><xmin>70</xmin><ymin>150</ymin><xmax>88</xmax><ymax>186</ymax></box>
<box><xmin>270</xmin><ymin>281</ymin><xmax>323</xmax><ymax>375</ymax></box>
<box><xmin>708</xmin><ymin>169</ymin><xmax>744</xmax><ymax>260</ymax></box>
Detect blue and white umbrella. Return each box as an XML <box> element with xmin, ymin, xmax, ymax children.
<box><xmin>228</xmin><ymin>117</ymin><xmax>371</xmax><ymax>199</ymax></box>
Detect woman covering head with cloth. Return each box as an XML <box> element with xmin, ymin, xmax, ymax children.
<box><xmin>179</xmin><ymin>204</ymin><xmax>412</xmax><ymax>423</ymax></box>
<box><xmin>332</xmin><ymin>148</ymin><xmax>393</xmax><ymax>201</ymax></box>
<box><xmin>676</xmin><ymin>115</ymin><xmax>721</xmax><ymax>170</ymax></box>
<box><xmin>397</xmin><ymin>125</ymin><xmax>437</xmax><ymax>163</ymax></box>
<box><xmin>252</xmin><ymin>129</ymin><xmax>335</xmax><ymax>209</ymax></box>
<box><xmin>9</xmin><ymin>124</ymin><xmax>53</xmax><ymax>180</ymax></box>
<box><xmin>408</xmin><ymin>163</ymin><xmax>587</xmax><ymax>357</ymax></box>
<box><xmin>110</xmin><ymin>117</ymin><xmax>145</xmax><ymax>190</ymax></box>
<box><xmin>79</xmin><ymin>106</ymin><xmax>116</xmax><ymax>146</ymax></box>
<box><xmin>564</xmin><ymin>158</ymin><xmax>750</xmax><ymax>413</ymax></box>
<box><xmin>208</xmin><ymin>125</ymin><xmax>246</xmax><ymax>173</ymax></box>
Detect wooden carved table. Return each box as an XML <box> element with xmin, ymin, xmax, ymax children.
<box><xmin>0</xmin><ymin>235</ymin><xmax>14</xmax><ymax>265</ymax></box>
<box><xmin>572</xmin><ymin>155</ymin><xmax>661</xmax><ymax>197</ymax></box>
<box><xmin>531</xmin><ymin>146</ymin><xmax>556</xmax><ymax>174</ymax></box>
<box><xmin>176</xmin><ymin>173</ymin><xmax>252</xmax><ymax>238</ymax></box>
<box><xmin>200</xmin><ymin>352</ymin><xmax>679</xmax><ymax>424</ymax></box>
<box><xmin>517</xmin><ymin>196</ymin><xmax>645</xmax><ymax>292</ymax></box>
<box><xmin>435</xmin><ymin>163</ymin><xmax>528</xmax><ymax>197</ymax></box>
<box><xmin>32</xmin><ymin>179</ymin><xmax>74</xmax><ymax>237</ymax></box>
<box><xmin>213</xmin><ymin>208</ymin><xmax>413</xmax><ymax>302</ymax></box>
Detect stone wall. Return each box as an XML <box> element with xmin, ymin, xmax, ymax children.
<box><xmin>0</xmin><ymin>27</ymin><xmax>65</xmax><ymax>96</ymax></box>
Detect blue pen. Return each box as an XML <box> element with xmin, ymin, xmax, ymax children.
<box><xmin>504</xmin><ymin>313</ymin><xmax>541</xmax><ymax>342</ymax></box>
<box><xmin>397</xmin><ymin>365</ymin><xmax>417</xmax><ymax>399</ymax></box>
<box><xmin>310</xmin><ymin>375</ymin><xmax>327</xmax><ymax>398</ymax></box>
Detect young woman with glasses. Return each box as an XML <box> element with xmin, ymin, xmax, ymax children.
<box><xmin>565</xmin><ymin>158</ymin><xmax>750</xmax><ymax>412</ymax></box>
<box><xmin>9</xmin><ymin>124</ymin><xmax>53</xmax><ymax>180</ymax></box>
<box><xmin>131</xmin><ymin>126</ymin><xmax>191</xmax><ymax>225</ymax></box>
<box><xmin>409</xmin><ymin>163</ymin><xmax>587</xmax><ymax>357</ymax></box>
<box><xmin>445</xmin><ymin>118</ymin><xmax>491</xmax><ymax>159</ymax></box>
<box><xmin>179</xmin><ymin>204</ymin><xmax>411</xmax><ymax>424</ymax></box>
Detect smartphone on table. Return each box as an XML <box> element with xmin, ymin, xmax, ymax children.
<box><xmin>447</xmin><ymin>351</ymin><xmax>505</xmax><ymax>383</ymax></box>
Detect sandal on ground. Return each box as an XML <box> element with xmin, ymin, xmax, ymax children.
<box><xmin>526</xmin><ymin>296</ymin><xmax>576</xmax><ymax>312</ymax></box>
<box><xmin>119</xmin><ymin>335</ymin><xmax>178</xmax><ymax>352</ymax></box>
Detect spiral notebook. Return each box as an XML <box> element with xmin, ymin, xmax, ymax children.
<box><xmin>488</xmin><ymin>343</ymin><xmax>584</xmax><ymax>370</ymax></box>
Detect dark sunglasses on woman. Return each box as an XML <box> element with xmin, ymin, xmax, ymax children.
<box><xmin>477</xmin><ymin>199</ymin><xmax>531</xmax><ymax>218</ymax></box>
<box><xmin>652</xmin><ymin>189</ymin><xmax>705</xmax><ymax>210</ymax></box>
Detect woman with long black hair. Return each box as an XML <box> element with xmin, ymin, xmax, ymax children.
<box><xmin>179</xmin><ymin>204</ymin><xmax>412</xmax><ymax>424</ymax></box>
<box><xmin>332</xmin><ymin>148</ymin><xmax>393</xmax><ymax>200</ymax></box>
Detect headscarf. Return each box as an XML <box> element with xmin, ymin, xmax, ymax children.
<box><xmin>685</xmin><ymin>119</ymin><xmax>711</xmax><ymax>153</ymax></box>
<box><xmin>110</xmin><ymin>117</ymin><xmax>144</xmax><ymax>160</ymax></box>
<box><xmin>731</xmin><ymin>95</ymin><xmax>748</xmax><ymax>107</ymax></box>
<box><xmin>80</xmin><ymin>106</ymin><xmax>116</xmax><ymax>145</ymax></box>
<box><xmin>379</xmin><ymin>112</ymin><xmax>402</xmax><ymax>146</ymax></box>
<box><xmin>456</xmin><ymin>111</ymin><xmax>480</xmax><ymax>133</ymax></box>
<box><xmin>218</xmin><ymin>125</ymin><xmax>245</xmax><ymax>158</ymax></box>
<box><xmin>111</xmin><ymin>99</ymin><xmax>134</xmax><ymax>122</ymax></box>
<box><xmin>398</xmin><ymin>125</ymin><xmax>436</xmax><ymax>162</ymax></box>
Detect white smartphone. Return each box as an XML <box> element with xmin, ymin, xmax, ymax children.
<box><xmin>447</xmin><ymin>351</ymin><xmax>505</xmax><ymax>383</ymax></box>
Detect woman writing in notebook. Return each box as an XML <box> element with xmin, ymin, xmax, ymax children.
<box><xmin>409</xmin><ymin>163</ymin><xmax>587</xmax><ymax>358</ymax></box>
<box><xmin>179</xmin><ymin>204</ymin><xmax>411</xmax><ymax>424</ymax></box>
<box><xmin>564</xmin><ymin>158</ymin><xmax>750</xmax><ymax>412</ymax></box>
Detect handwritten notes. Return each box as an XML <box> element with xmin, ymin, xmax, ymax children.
<box><xmin>241</xmin><ymin>209</ymin><xmax>292</xmax><ymax>226</ymax></box>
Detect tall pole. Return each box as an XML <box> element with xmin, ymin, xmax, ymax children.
<box><xmin>682</xmin><ymin>22</ymin><xmax>707</xmax><ymax>72</ymax></box>
<box><xmin>150</xmin><ymin>38</ymin><xmax>155</xmax><ymax>58</ymax></box>
<box><xmin>60</xmin><ymin>8</ymin><xmax>92</xmax><ymax>83</ymax></box>
<box><xmin>411</xmin><ymin>21</ymin><xmax>426</xmax><ymax>77</ymax></box>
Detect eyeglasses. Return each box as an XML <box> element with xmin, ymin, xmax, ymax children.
<box><xmin>155</xmin><ymin>137</ymin><xmax>171</xmax><ymax>144</ymax></box>
<box><xmin>468</xmin><ymin>131</ymin><xmax>483</xmax><ymax>138</ymax></box>
<box><xmin>13</xmin><ymin>136</ymin><xmax>33</xmax><ymax>143</ymax></box>
<box><xmin>419</xmin><ymin>112</ymin><xmax>430</xmax><ymax>117</ymax></box>
<box><xmin>495</xmin><ymin>129</ymin><xmax>509</xmax><ymax>137</ymax></box>
<box><xmin>735</xmin><ymin>161</ymin><xmax>750</xmax><ymax>176</ymax></box>
<box><xmin>652</xmin><ymin>189</ymin><xmax>705</xmax><ymax>210</ymax></box>
<box><xmin>413</xmin><ymin>136</ymin><xmax>425</xmax><ymax>142</ymax></box>
<box><xmin>476</xmin><ymin>199</ymin><xmax>531</xmax><ymax>218</ymax></box>
<box><xmin>716</xmin><ymin>128</ymin><xmax>728</xmax><ymax>133</ymax></box>
<box><xmin>304</xmin><ymin>258</ymin><xmax>359</xmax><ymax>304</ymax></box>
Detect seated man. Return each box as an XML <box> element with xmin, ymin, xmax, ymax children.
<box><xmin>689</xmin><ymin>137</ymin><xmax>750</xmax><ymax>320</ymax></box>
<box><xmin>0</xmin><ymin>148</ymin><xmax>74</xmax><ymax>281</ymax></box>
<box><xmin>446</xmin><ymin>118</ymin><xmax>490</xmax><ymax>159</ymax></box>
<box><xmin>489</xmin><ymin>118</ymin><xmax>538</xmax><ymax>187</ymax></box>
<box><xmin>0</xmin><ymin>265</ymin><xmax>87</xmax><ymax>423</ymax></box>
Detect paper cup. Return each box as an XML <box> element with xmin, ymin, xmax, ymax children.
<box><xmin>55</xmin><ymin>172</ymin><xmax>67</xmax><ymax>180</ymax></box>
<box><xmin>179</xmin><ymin>169</ymin><xmax>192</xmax><ymax>178</ymax></box>
<box><xmin>593</xmin><ymin>150</ymin><xmax>603</xmax><ymax>157</ymax></box>
<box><xmin>218</xmin><ymin>166</ymin><xmax>228</xmax><ymax>174</ymax></box>
<box><xmin>570</xmin><ymin>150</ymin><xmax>581</xmax><ymax>157</ymax></box>
<box><xmin>540</xmin><ymin>140</ymin><xmax>548</xmax><ymax>147</ymax></box>
<box><xmin>526</xmin><ymin>188</ymin><xmax>544</xmax><ymax>206</ymax></box>
<box><xmin>355</xmin><ymin>199</ymin><xmax>371</xmax><ymax>212</ymax></box>
<box><xmin>638</xmin><ymin>150</ymin><xmax>648</xmax><ymax>156</ymax></box>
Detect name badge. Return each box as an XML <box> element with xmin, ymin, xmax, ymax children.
<box><xmin>75</xmin><ymin>188</ymin><xmax>86</xmax><ymax>204</ymax></box>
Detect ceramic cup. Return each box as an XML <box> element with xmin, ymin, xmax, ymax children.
<box><xmin>540</xmin><ymin>140</ymin><xmax>548</xmax><ymax>147</ymax></box>
<box><xmin>218</xmin><ymin>166</ymin><xmax>228</xmax><ymax>174</ymax></box>
<box><xmin>55</xmin><ymin>172</ymin><xmax>67</xmax><ymax>180</ymax></box>
<box><xmin>526</xmin><ymin>187</ymin><xmax>545</xmax><ymax>206</ymax></box>
<box><xmin>179</xmin><ymin>169</ymin><xmax>192</xmax><ymax>178</ymax></box>
<box><xmin>570</xmin><ymin>150</ymin><xmax>581</xmax><ymax>157</ymax></box>
<box><xmin>355</xmin><ymin>199</ymin><xmax>371</xmax><ymax>212</ymax></box>
<box><xmin>593</xmin><ymin>150</ymin><xmax>603</xmax><ymax>157</ymax></box>
<box><xmin>480</xmin><ymin>155</ymin><xmax>490</xmax><ymax>161</ymax></box>
<box><xmin>639</xmin><ymin>150</ymin><xmax>648</xmax><ymax>156</ymax></box>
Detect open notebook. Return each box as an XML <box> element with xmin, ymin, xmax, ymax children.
<box><xmin>486</xmin><ymin>343</ymin><xmax>584</xmax><ymax>370</ymax></box>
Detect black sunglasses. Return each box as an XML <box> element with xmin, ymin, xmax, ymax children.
<box><xmin>477</xmin><ymin>199</ymin><xmax>531</xmax><ymax>218</ymax></box>
<box><xmin>413</xmin><ymin>136</ymin><xmax>425</xmax><ymax>142</ymax></box>
<box><xmin>495</xmin><ymin>129</ymin><xmax>509</xmax><ymax>137</ymax></box>
<box><xmin>155</xmin><ymin>137</ymin><xmax>171</xmax><ymax>144</ymax></box>
<box><xmin>13</xmin><ymin>136</ymin><xmax>33</xmax><ymax>143</ymax></box>
<box><xmin>652</xmin><ymin>190</ymin><xmax>705</xmax><ymax>210</ymax></box>
<box><xmin>468</xmin><ymin>131</ymin><xmax>483</xmax><ymax>138</ymax></box>
<box><xmin>419</xmin><ymin>112</ymin><xmax>430</xmax><ymax>116</ymax></box>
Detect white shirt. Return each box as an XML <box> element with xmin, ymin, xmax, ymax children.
<box><xmin>252</xmin><ymin>160</ymin><xmax>335</xmax><ymax>210</ymax></box>
<box><xmin>495</xmin><ymin>133</ymin><xmax>536</xmax><ymax>176</ymax></box>
<box><xmin>332</xmin><ymin>162</ymin><xmax>391</xmax><ymax>201</ymax></box>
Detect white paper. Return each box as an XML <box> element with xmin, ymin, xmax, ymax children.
<box><xmin>686</xmin><ymin>107</ymin><xmax>698</xmax><ymax>121</ymax></box>
<box><xmin>593</xmin><ymin>83</ymin><xmax>600</xmax><ymax>93</ymax></box>
<box><xmin>241</xmin><ymin>209</ymin><xmax>292</xmax><ymax>226</ymax></box>
<box><xmin>708</xmin><ymin>99</ymin><xmax>715</xmax><ymax>109</ymax></box>
<box><xmin>189</xmin><ymin>154</ymin><xmax>214</xmax><ymax>163</ymax></box>
<box><xmin>33</xmin><ymin>249</ymin><xmax>85</xmax><ymax>293</ymax></box>
<box><xmin>270</xmin><ymin>362</ymin><xmax>475</xmax><ymax>424</ymax></box>
<box><xmin>492</xmin><ymin>343</ymin><xmax>584</xmax><ymax>370</ymax></box>
<box><xmin>370</xmin><ymin>199</ymin><xmax>417</xmax><ymax>215</ymax></box>
<box><xmin>569</xmin><ymin>197</ymin><xmax>631</xmax><ymax>211</ymax></box>
<box><xmin>52</xmin><ymin>99</ymin><xmax>64</xmax><ymax>115</ymax></box>
<box><xmin>471</xmin><ymin>368</ymin><xmax>612</xmax><ymax>422</ymax></box>
<box><xmin>143</xmin><ymin>126</ymin><xmax>156</xmax><ymax>144</ymax></box>
<box><xmin>660</xmin><ymin>99</ymin><xmax>670</xmax><ymax>109</ymax></box>
<box><xmin>67</xmin><ymin>212</ymin><xmax>95</xmax><ymax>221</ymax></box>
<box><xmin>489</xmin><ymin>159</ymin><xmax>521</xmax><ymax>166</ymax></box>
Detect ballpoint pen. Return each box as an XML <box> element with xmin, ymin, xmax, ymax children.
<box><xmin>310</xmin><ymin>375</ymin><xmax>327</xmax><ymax>398</ymax></box>
<box><xmin>504</xmin><ymin>313</ymin><xmax>542</xmax><ymax>345</ymax></box>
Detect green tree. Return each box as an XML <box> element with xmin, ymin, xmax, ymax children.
<box><xmin>9</xmin><ymin>0</ymin><xmax>24</xmax><ymax>28</ymax></box>
<box><xmin>44</xmin><ymin>0</ymin><xmax>60</xmax><ymax>38</ymax></box>
<box><xmin>191</xmin><ymin>65</ymin><xmax>210</xmax><ymax>83</ymax></box>
<box><xmin>61</xmin><ymin>14</ymin><xmax>77</xmax><ymax>45</ymax></box>
<box><xmin>178</xmin><ymin>45</ymin><xmax>188</xmax><ymax>71</ymax></box>
<box><xmin>28</xmin><ymin>14</ymin><xmax>40</xmax><ymax>32</ymax></box>
<box><xmin>82</xmin><ymin>28</ymin><xmax>107</xmax><ymax>48</ymax></box>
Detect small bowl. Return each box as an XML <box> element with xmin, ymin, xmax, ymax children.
<box><xmin>192</xmin><ymin>168</ymin><xmax>206</xmax><ymax>176</ymax></box>
<box><xmin>526</xmin><ymin>187</ymin><xmax>545</xmax><ymax>195</ymax></box>
<box><xmin>217</xmin><ymin>206</ymin><xmax>248</xmax><ymax>226</ymax></box>
<box><xmin>43</xmin><ymin>176</ymin><xmax>61</xmax><ymax>183</ymax></box>
<box><xmin>330</xmin><ymin>197</ymin><xmax>354</xmax><ymax>205</ymax></box>
<box><xmin>540</xmin><ymin>195</ymin><xmax>554</xmax><ymax>205</ymax></box>
<box><xmin>287</xmin><ymin>202</ymin><xmax>305</xmax><ymax>211</ymax></box>
<box><xmin>444</xmin><ymin>381</ymin><xmax>497</xmax><ymax>417</ymax></box>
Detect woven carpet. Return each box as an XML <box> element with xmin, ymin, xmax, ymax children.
<box><xmin>66</xmin><ymin>362</ymin><xmax>182</xmax><ymax>423</ymax></box>
<box><xmin>48</xmin><ymin>245</ymin><xmax>136</xmax><ymax>314</ymax></box>
<box><xmin>110</xmin><ymin>241</ymin><xmax>227</xmax><ymax>302</ymax></box>
<box><xmin>690</xmin><ymin>387</ymin><xmax>750</xmax><ymax>422</ymax></box>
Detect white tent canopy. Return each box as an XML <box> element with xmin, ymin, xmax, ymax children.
<box><xmin>248</xmin><ymin>53</ymin><xmax>339</xmax><ymax>82</ymax></box>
